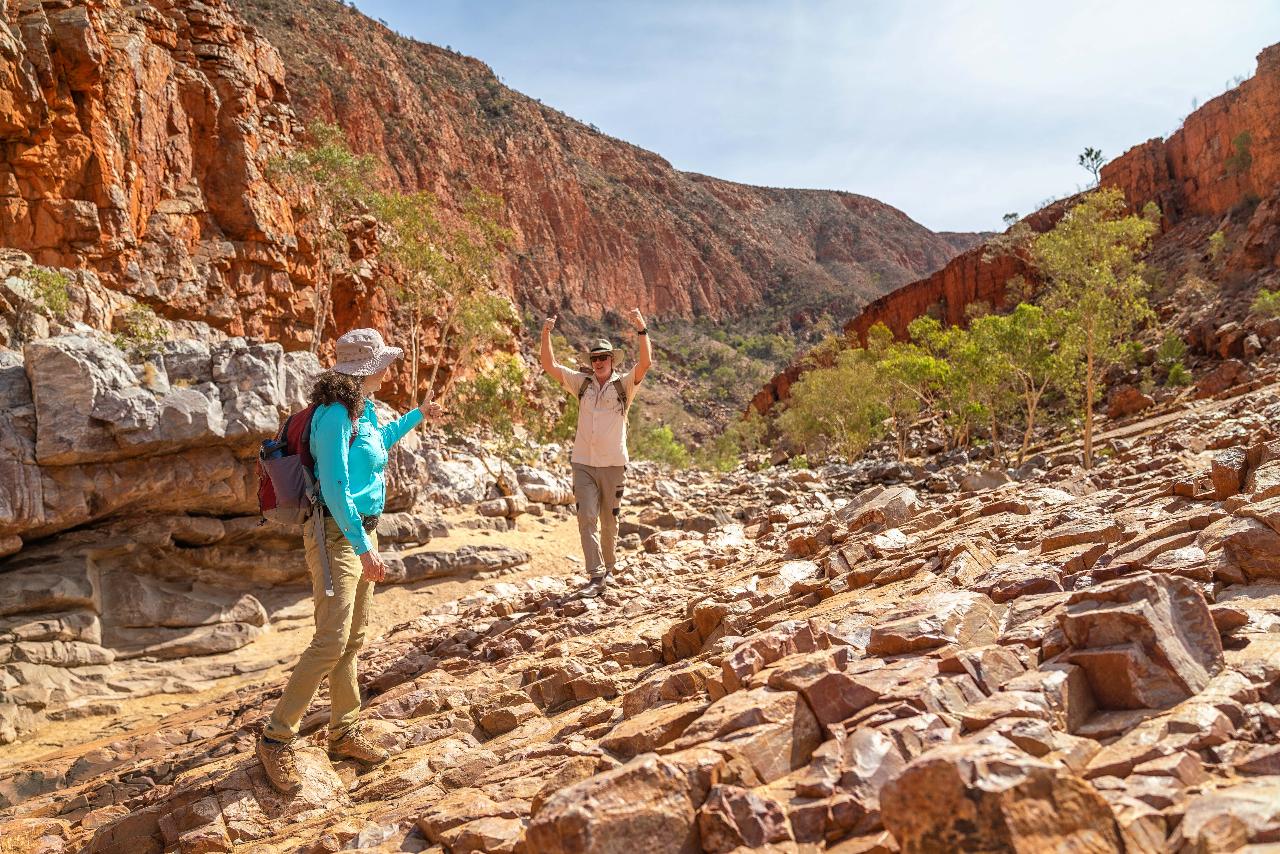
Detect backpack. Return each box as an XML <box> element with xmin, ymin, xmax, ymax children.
<box><xmin>578</xmin><ymin>375</ymin><xmax>631</xmax><ymax>414</ymax></box>
<box><xmin>257</xmin><ymin>404</ymin><xmax>355</xmax><ymax>525</ymax></box>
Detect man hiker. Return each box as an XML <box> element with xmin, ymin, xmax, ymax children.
<box><xmin>541</xmin><ymin>308</ymin><xmax>653</xmax><ymax>594</ymax></box>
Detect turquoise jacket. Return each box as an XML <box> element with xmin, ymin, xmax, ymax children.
<box><xmin>310</xmin><ymin>398</ymin><xmax>423</xmax><ymax>555</ymax></box>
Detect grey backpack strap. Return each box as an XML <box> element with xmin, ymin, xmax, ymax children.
<box><xmin>578</xmin><ymin>376</ymin><xmax>592</xmax><ymax>400</ymax></box>
<box><xmin>612</xmin><ymin>378</ymin><xmax>631</xmax><ymax>413</ymax></box>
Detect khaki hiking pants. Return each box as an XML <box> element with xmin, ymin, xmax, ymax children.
<box><xmin>573</xmin><ymin>463</ymin><xmax>626</xmax><ymax>577</ymax></box>
<box><xmin>264</xmin><ymin>517</ymin><xmax>375</xmax><ymax>745</ymax></box>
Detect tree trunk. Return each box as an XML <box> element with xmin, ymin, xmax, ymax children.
<box><xmin>410</xmin><ymin>306</ymin><xmax>420</xmax><ymax>405</ymax></box>
<box><xmin>990</xmin><ymin>411</ymin><xmax>1002</xmax><ymax>467</ymax></box>
<box><xmin>1020</xmin><ymin>391</ymin><xmax>1039</xmax><ymax>465</ymax></box>
<box><xmin>1083</xmin><ymin>347</ymin><xmax>1096</xmax><ymax>469</ymax></box>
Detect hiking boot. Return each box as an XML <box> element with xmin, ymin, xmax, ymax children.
<box><xmin>582</xmin><ymin>567</ymin><xmax>614</xmax><ymax>598</ymax></box>
<box><xmin>328</xmin><ymin>725</ymin><xmax>388</xmax><ymax>765</ymax></box>
<box><xmin>256</xmin><ymin>735</ymin><xmax>302</xmax><ymax>795</ymax></box>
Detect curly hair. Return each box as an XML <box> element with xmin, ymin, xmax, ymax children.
<box><xmin>309</xmin><ymin>371</ymin><xmax>363</xmax><ymax>419</ymax></box>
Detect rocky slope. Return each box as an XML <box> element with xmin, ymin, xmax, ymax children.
<box><xmin>754</xmin><ymin>43</ymin><xmax>1280</xmax><ymax>415</ymax></box>
<box><xmin>231</xmin><ymin>0</ymin><xmax>980</xmax><ymax>323</ymax></box>
<box><xmin>8</xmin><ymin>355</ymin><xmax>1280</xmax><ymax>851</ymax></box>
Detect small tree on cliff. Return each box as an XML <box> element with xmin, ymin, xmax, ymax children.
<box><xmin>374</xmin><ymin>188</ymin><xmax>513</xmax><ymax>402</ymax></box>
<box><xmin>268</xmin><ymin>122</ymin><xmax>378</xmax><ymax>353</ymax></box>
<box><xmin>1034</xmin><ymin>188</ymin><xmax>1158</xmax><ymax>468</ymax></box>
<box><xmin>1078</xmin><ymin>146</ymin><xmax>1105</xmax><ymax>186</ymax></box>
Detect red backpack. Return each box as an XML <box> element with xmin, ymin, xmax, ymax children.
<box><xmin>257</xmin><ymin>404</ymin><xmax>354</xmax><ymax>525</ymax></box>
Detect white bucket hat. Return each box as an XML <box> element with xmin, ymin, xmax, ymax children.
<box><xmin>332</xmin><ymin>328</ymin><xmax>403</xmax><ymax>376</ymax></box>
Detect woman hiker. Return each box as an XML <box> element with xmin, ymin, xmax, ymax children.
<box><xmin>257</xmin><ymin>328</ymin><xmax>442</xmax><ymax>795</ymax></box>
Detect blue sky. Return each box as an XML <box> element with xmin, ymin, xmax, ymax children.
<box><xmin>352</xmin><ymin>0</ymin><xmax>1279</xmax><ymax>233</ymax></box>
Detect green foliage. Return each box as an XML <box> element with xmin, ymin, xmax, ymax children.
<box><xmin>1078</xmin><ymin>146</ymin><xmax>1105</xmax><ymax>184</ymax></box>
<box><xmin>374</xmin><ymin>187</ymin><xmax>514</xmax><ymax>400</ymax></box>
<box><xmin>1156</xmin><ymin>333</ymin><xmax>1187</xmax><ymax>368</ymax></box>
<box><xmin>7</xmin><ymin>268</ymin><xmax>72</xmax><ymax>346</ymax></box>
<box><xmin>1225</xmin><ymin>131</ymin><xmax>1253</xmax><ymax>174</ymax></box>
<box><xmin>788</xmin><ymin>454</ymin><xmax>810</xmax><ymax>470</ymax></box>
<box><xmin>113</xmin><ymin>304</ymin><xmax>166</xmax><ymax>358</ymax></box>
<box><xmin>448</xmin><ymin>354</ymin><xmax>536</xmax><ymax>490</ymax></box>
<box><xmin>1252</xmin><ymin>288</ymin><xmax>1280</xmax><ymax>317</ymax></box>
<box><xmin>1208</xmin><ymin>230</ymin><xmax>1226</xmax><ymax>263</ymax></box>
<box><xmin>1002</xmin><ymin>212</ymin><xmax>1020</xmax><ymax>228</ymax></box>
<box><xmin>628</xmin><ymin>418</ymin><xmax>691</xmax><ymax>469</ymax></box>
<box><xmin>696</xmin><ymin>409</ymin><xmax>766</xmax><ymax>472</ymax></box>
<box><xmin>268</xmin><ymin>122</ymin><xmax>379</xmax><ymax>351</ymax></box>
<box><xmin>27</xmin><ymin>269</ymin><xmax>71</xmax><ymax>318</ymax></box>
<box><xmin>1034</xmin><ymin>188</ymin><xmax>1158</xmax><ymax>467</ymax></box>
<box><xmin>1167</xmin><ymin>362</ymin><xmax>1193</xmax><ymax>387</ymax></box>
<box><xmin>876</xmin><ymin>330</ymin><xmax>949</xmax><ymax>461</ymax></box>
<box><xmin>778</xmin><ymin>346</ymin><xmax>886</xmax><ymax>463</ymax></box>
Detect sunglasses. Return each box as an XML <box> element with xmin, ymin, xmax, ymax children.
<box><xmin>589</xmin><ymin>353</ymin><xmax>612</xmax><ymax>363</ymax></box>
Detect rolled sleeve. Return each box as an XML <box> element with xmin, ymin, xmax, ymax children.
<box><xmin>379</xmin><ymin>406</ymin><xmax>423</xmax><ymax>449</ymax></box>
<box><xmin>556</xmin><ymin>365</ymin><xmax>587</xmax><ymax>396</ymax></box>
<box><xmin>312</xmin><ymin>405</ymin><xmax>374</xmax><ymax>555</ymax></box>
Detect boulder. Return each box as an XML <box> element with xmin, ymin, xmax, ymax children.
<box><xmin>1057</xmin><ymin>573</ymin><xmax>1223</xmax><ymax>710</ymax></box>
<box><xmin>1107</xmin><ymin>384</ymin><xmax>1154</xmax><ymax>419</ymax></box>
<box><xmin>867</xmin><ymin>591</ymin><xmax>1000</xmax><ymax>656</ymax></box>
<box><xmin>697</xmin><ymin>785</ymin><xmax>791</xmax><ymax>852</ymax></box>
<box><xmin>880</xmin><ymin>744</ymin><xmax>1123</xmax><ymax>853</ymax></box>
<box><xmin>525</xmin><ymin>753</ymin><xmax>708</xmax><ymax>854</ymax></box>
<box><xmin>671</xmin><ymin>687</ymin><xmax>822</xmax><ymax>783</ymax></box>
<box><xmin>836</xmin><ymin>486</ymin><xmax>920</xmax><ymax>532</ymax></box>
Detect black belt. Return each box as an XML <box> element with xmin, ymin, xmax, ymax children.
<box><xmin>320</xmin><ymin>504</ymin><xmax>380</xmax><ymax>532</ymax></box>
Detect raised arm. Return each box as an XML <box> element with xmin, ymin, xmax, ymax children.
<box><xmin>540</xmin><ymin>315</ymin><xmax>561</xmax><ymax>377</ymax></box>
<box><xmin>628</xmin><ymin>308</ymin><xmax>653</xmax><ymax>384</ymax></box>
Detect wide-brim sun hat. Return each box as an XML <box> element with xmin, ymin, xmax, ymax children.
<box><xmin>588</xmin><ymin>339</ymin><xmax>617</xmax><ymax>356</ymax></box>
<box><xmin>333</xmin><ymin>328</ymin><xmax>403</xmax><ymax>376</ymax></box>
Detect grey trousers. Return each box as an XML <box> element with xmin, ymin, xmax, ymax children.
<box><xmin>572</xmin><ymin>463</ymin><xmax>626</xmax><ymax>576</ymax></box>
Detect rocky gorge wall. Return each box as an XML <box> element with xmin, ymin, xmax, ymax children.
<box><xmin>0</xmin><ymin>0</ymin><xmax>331</xmax><ymax>346</ymax></box>
<box><xmin>754</xmin><ymin>43</ymin><xmax>1280</xmax><ymax>415</ymax></box>
<box><xmin>232</xmin><ymin>0</ymin><xmax>980</xmax><ymax>323</ymax></box>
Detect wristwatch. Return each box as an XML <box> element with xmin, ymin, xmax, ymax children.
<box><xmin>637</xmin><ymin>328</ymin><xmax>648</xmax><ymax>335</ymax></box>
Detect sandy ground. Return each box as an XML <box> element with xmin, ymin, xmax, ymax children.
<box><xmin>1</xmin><ymin>510</ymin><xmax>589</xmax><ymax>770</ymax></box>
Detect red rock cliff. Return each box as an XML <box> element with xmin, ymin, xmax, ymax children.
<box><xmin>232</xmin><ymin>0</ymin><xmax>980</xmax><ymax>323</ymax></box>
<box><xmin>0</xmin><ymin>0</ymin><xmax>329</xmax><ymax>344</ymax></box>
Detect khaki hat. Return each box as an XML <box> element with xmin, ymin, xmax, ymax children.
<box><xmin>588</xmin><ymin>339</ymin><xmax>616</xmax><ymax>356</ymax></box>
<box><xmin>333</xmin><ymin>328</ymin><xmax>403</xmax><ymax>376</ymax></box>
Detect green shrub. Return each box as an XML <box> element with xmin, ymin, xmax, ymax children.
<box><xmin>113</xmin><ymin>304</ymin><xmax>166</xmax><ymax>358</ymax></box>
<box><xmin>1252</xmin><ymin>288</ymin><xmax>1280</xmax><ymax>317</ymax></box>
<box><xmin>1208</xmin><ymin>230</ymin><xmax>1226</xmax><ymax>262</ymax></box>
<box><xmin>1167</xmin><ymin>362</ymin><xmax>1193</xmax><ymax>386</ymax></box>
<box><xmin>1225</xmin><ymin>131</ymin><xmax>1253</xmax><ymax>174</ymax></box>
<box><xmin>27</xmin><ymin>269</ymin><xmax>71</xmax><ymax>317</ymax></box>
<box><xmin>629</xmin><ymin>422</ymin><xmax>691</xmax><ymax>469</ymax></box>
<box><xmin>788</xmin><ymin>454</ymin><xmax>810</xmax><ymax>470</ymax></box>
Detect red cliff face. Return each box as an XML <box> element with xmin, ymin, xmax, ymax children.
<box><xmin>754</xmin><ymin>43</ymin><xmax>1280</xmax><ymax>415</ymax></box>
<box><xmin>0</xmin><ymin>0</ymin><xmax>324</xmax><ymax>345</ymax></box>
<box><xmin>232</xmin><ymin>0</ymin><xmax>979</xmax><ymax>324</ymax></box>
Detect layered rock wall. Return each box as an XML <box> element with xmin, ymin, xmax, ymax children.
<box><xmin>233</xmin><ymin>0</ymin><xmax>979</xmax><ymax>323</ymax></box>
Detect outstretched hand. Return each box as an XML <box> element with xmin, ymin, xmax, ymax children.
<box><xmin>542</xmin><ymin>315</ymin><xmax>558</xmax><ymax>333</ymax></box>
<box><xmin>627</xmin><ymin>308</ymin><xmax>645</xmax><ymax>331</ymax></box>
<box><xmin>418</xmin><ymin>395</ymin><xmax>444</xmax><ymax>420</ymax></box>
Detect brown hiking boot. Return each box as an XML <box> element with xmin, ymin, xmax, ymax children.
<box><xmin>328</xmin><ymin>725</ymin><xmax>388</xmax><ymax>765</ymax></box>
<box><xmin>256</xmin><ymin>735</ymin><xmax>302</xmax><ymax>795</ymax></box>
